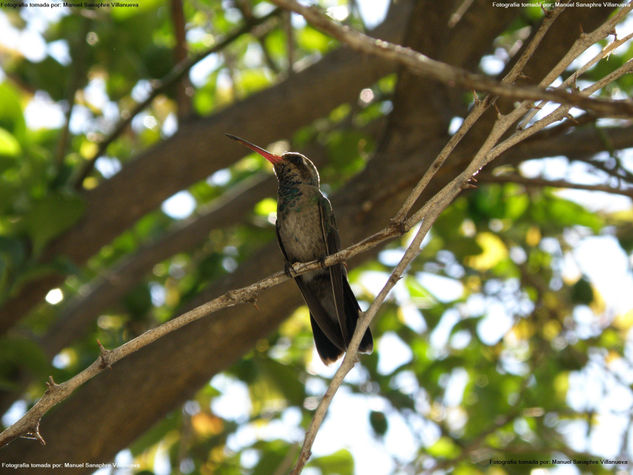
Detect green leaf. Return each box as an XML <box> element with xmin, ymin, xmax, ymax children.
<box><xmin>237</xmin><ymin>69</ymin><xmax>271</xmax><ymax>94</ymax></box>
<box><xmin>256</xmin><ymin>357</ymin><xmax>306</xmax><ymax>405</ymax></box>
<box><xmin>0</xmin><ymin>82</ymin><xmax>25</xmax><ymax>138</ymax></box>
<box><xmin>0</xmin><ymin>336</ymin><xmax>50</xmax><ymax>378</ymax></box>
<box><xmin>308</xmin><ymin>449</ymin><xmax>354</xmax><ymax>475</ymax></box>
<box><xmin>403</xmin><ymin>275</ymin><xmax>436</xmax><ymax>308</ymax></box>
<box><xmin>426</xmin><ymin>436</ymin><xmax>461</xmax><ymax>458</ymax></box>
<box><xmin>531</xmin><ymin>193</ymin><xmax>603</xmax><ymax>232</ymax></box>
<box><xmin>252</xmin><ymin>440</ymin><xmax>291</xmax><ymax>475</ymax></box>
<box><xmin>123</xmin><ymin>283</ymin><xmax>153</xmax><ymax>319</ymax></box>
<box><xmin>263</xmin><ymin>29</ymin><xmax>286</xmax><ymax>59</ymax></box>
<box><xmin>570</xmin><ymin>277</ymin><xmax>594</xmax><ymax>305</ymax></box>
<box><xmin>369</xmin><ymin>410</ymin><xmax>388</xmax><ymax>436</ymax></box>
<box><xmin>0</xmin><ymin>235</ymin><xmax>28</xmax><ymax>299</ymax></box>
<box><xmin>22</xmin><ymin>191</ymin><xmax>85</xmax><ymax>253</ymax></box>
<box><xmin>297</xmin><ymin>26</ymin><xmax>333</xmax><ymax>52</ymax></box>
<box><xmin>129</xmin><ymin>411</ymin><xmax>180</xmax><ymax>456</ymax></box>
<box><xmin>0</xmin><ymin>127</ymin><xmax>21</xmax><ymax>157</ymax></box>
<box><xmin>469</xmin><ymin>184</ymin><xmax>528</xmax><ymax>221</ymax></box>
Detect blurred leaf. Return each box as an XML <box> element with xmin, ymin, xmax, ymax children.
<box><xmin>369</xmin><ymin>410</ymin><xmax>388</xmax><ymax>436</ymax></box>
<box><xmin>252</xmin><ymin>440</ymin><xmax>292</xmax><ymax>475</ymax></box>
<box><xmin>22</xmin><ymin>191</ymin><xmax>85</xmax><ymax>253</ymax></box>
<box><xmin>570</xmin><ymin>277</ymin><xmax>594</xmax><ymax>305</ymax></box>
<box><xmin>297</xmin><ymin>26</ymin><xmax>333</xmax><ymax>52</ymax></box>
<box><xmin>123</xmin><ymin>283</ymin><xmax>153</xmax><ymax>319</ymax></box>
<box><xmin>0</xmin><ymin>127</ymin><xmax>21</xmax><ymax>157</ymax></box>
<box><xmin>308</xmin><ymin>449</ymin><xmax>354</xmax><ymax>475</ymax></box>
<box><xmin>426</xmin><ymin>436</ymin><xmax>460</xmax><ymax>458</ymax></box>
<box><xmin>403</xmin><ymin>275</ymin><xmax>436</xmax><ymax>308</ymax></box>
<box><xmin>531</xmin><ymin>193</ymin><xmax>603</xmax><ymax>232</ymax></box>
<box><xmin>237</xmin><ymin>69</ymin><xmax>271</xmax><ymax>94</ymax></box>
<box><xmin>0</xmin><ymin>336</ymin><xmax>50</xmax><ymax>378</ymax></box>
<box><xmin>12</xmin><ymin>56</ymin><xmax>69</xmax><ymax>102</ymax></box>
<box><xmin>129</xmin><ymin>411</ymin><xmax>180</xmax><ymax>456</ymax></box>
<box><xmin>0</xmin><ymin>82</ymin><xmax>25</xmax><ymax>137</ymax></box>
<box><xmin>469</xmin><ymin>185</ymin><xmax>527</xmax><ymax>221</ymax></box>
<box><xmin>255</xmin><ymin>197</ymin><xmax>277</xmax><ymax>216</ymax></box>
<box><xmin>0</xmin><ymin>235</ymin><xmax>28</xmax><ymax>298</ymax></box>
<box><xmin>465</xmin><ymin>232</ymin><xmax>508</xmax><ymax>271</ymax></box>
<box><xmin>256</xmin><ymin>357</ymin><xmax>306</xmax><ymax>405</ymax></box>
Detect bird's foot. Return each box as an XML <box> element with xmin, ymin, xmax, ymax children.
<box><xmin>284</xmin><ymin>262</ymin><xmax>299</xmax><ymax>278</ymax></box>
<box><xmin>318</xmin><ymin>256</ymin><xmax>327</xmax><ymax>270</ymax></box>
<box><xmin>389</xmin><ymin>218</ymin><xmax>407</xmax><ymax>235</ymax></box>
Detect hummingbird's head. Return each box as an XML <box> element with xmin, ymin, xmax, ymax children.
<box><xmin>225</xmin><ymin>134</ymin><xmax>320</xmax><ymax>187</ymax></box>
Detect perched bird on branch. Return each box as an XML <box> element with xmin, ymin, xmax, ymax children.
<box><xmin>226</xmin><ymin>134</ymin><xmax>373</xmax><ymax>364</ymax></box>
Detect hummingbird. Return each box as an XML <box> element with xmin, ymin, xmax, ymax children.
<box><xmin>226</xmin><ymin>134</ymin><xmax>373</xmax><ymax>364</ymax></box>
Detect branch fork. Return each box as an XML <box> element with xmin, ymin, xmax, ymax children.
<box><xmin>97</xmin><ymin>340</ymin><xmax>113</xmax><ymax>370</ymax></box>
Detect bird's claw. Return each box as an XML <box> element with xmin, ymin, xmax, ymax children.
<box><xmin>318</xmin><ymin>256</ymin><xmax>327</xmax><ymax>270</ymax></box>
<box><xmin>284</xmin><ymin>262</ymin><xmax>299</xmax><ymax>278</ymax></box>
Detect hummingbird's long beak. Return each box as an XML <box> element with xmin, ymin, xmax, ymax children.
<box><xmin>225</xmin><ymin>133</ymin><xmax>284</xmax><ymax>164</ymax></box>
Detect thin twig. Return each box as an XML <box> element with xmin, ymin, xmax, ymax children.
<box><xmin>518</xmin><ymin>28</ymin><xmax>633</xmax><ymax>129</ymax></box>
<box><xmin>170</xmin><ymin>0</ymin><xmax>193</xmax><ymax>121</ymax></box>
<box><xmin>0</xmin><ymin>219</ymin><xmax>404</xmax><ymax>448</ymax></box>
<box><xmin>391</xmin><ymin>6</ymin><xmax>563</xmax><ymax>224</ymax></box>
<box><xmin>478</xmin><ymin>173</ymin><xmax>633</xmax><ymax>198</ymax></box>
<box><xmin>490</xmin><ymin>58</ymin><xmax>633</xmax><ymax>163</ymax></box>
<box><xmin>284</xmin><ymin>10</ymin><xmax>295</xmax><ymax>75</ymax></box>
<box><xmin>290</xmin><ymin>196</ymin><xmax>444</xmax><ymax>473</ymax></box>
<box><xmin>271</xmin><ymin>0</ymin><xmax>633</xmax><ymax>118</ymax></box>
<box><xmin>54</xmin><ymin>18</ymin><xmax>91</xmax><ymax>167</ymax></box>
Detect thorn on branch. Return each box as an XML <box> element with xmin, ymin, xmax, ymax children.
<box><xmin>389</xmin><ymin>218</ymin><xmax>407</xmax><ymax>235</ymax></box>
<box><xmin>388</xmin><ymin>273</ymin><xmax>403</xmax><ymax>286</ymax></box>
<box><xmin>517</xmin><ymin>72</ymin><xmax>530</xmax><ymax>81</ymax></box>
<box><xmin>45</xmin><ymin>375</ymin><xmax>59</xmax><ymax>392</ymax></box>
<box><xmin>493</xmin><ymin>102</ymin><xmax>503</xmax><ymax>118</ymax></box>
<box><xmin>97</xmin><ymin>340</ymin><xmax>113</xmax><ymax>370</ymax></box>
<box><xmin>241</xmin><ymin>292</ymin><xmax>260</xmax><ymax>310</ymax></box>
<box><xmin>22</xmin><ymin>420</ymin><xmax>46</xmax><ymax>446</ymax></box>
<box><xmin>472</xmin><ymin>90</ymin><xmax>481</xmax><ymax>105</ymax></box>
<box><xmin>463</xmin><ymin>176</ymin><xmax>479</xmax><ymax>190</ymax></box>
<box><xmin>225</xmin><ymin>289</ymin><xmax>240</xmax><ymax>304</ymax></box>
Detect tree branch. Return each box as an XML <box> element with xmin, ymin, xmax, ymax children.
<box><xmin>392</xmin><ymin>5</ymin><xmax>564</xmax><ymax>224</ymax></box>
<box><xmin>271</xmin><ymin>0</ymin><xmax>633</xmax><ymax>118</ymax></box>
<box><xmin>0</xmin><ymin>214</ymin><xmax>406</xmax><ymax>448</ymax></box>
<box><xmin>169</xmin><ymin>0</ymin><xmax>193</xmax><ymax>121</ymax></box>
<box><xmin>41</xmin><ymin>173</ymin><xmax>273</xmax><ymax>358</ymax></box>
<box><xmin>478</xmin><ymin>173</ymin><xmax>633</xmax><ymax>198</ymax></box>
<box><xmin>54</xmin><ymin>18</ymin><xmax>91</xmax><ymax>168</ymax></box>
